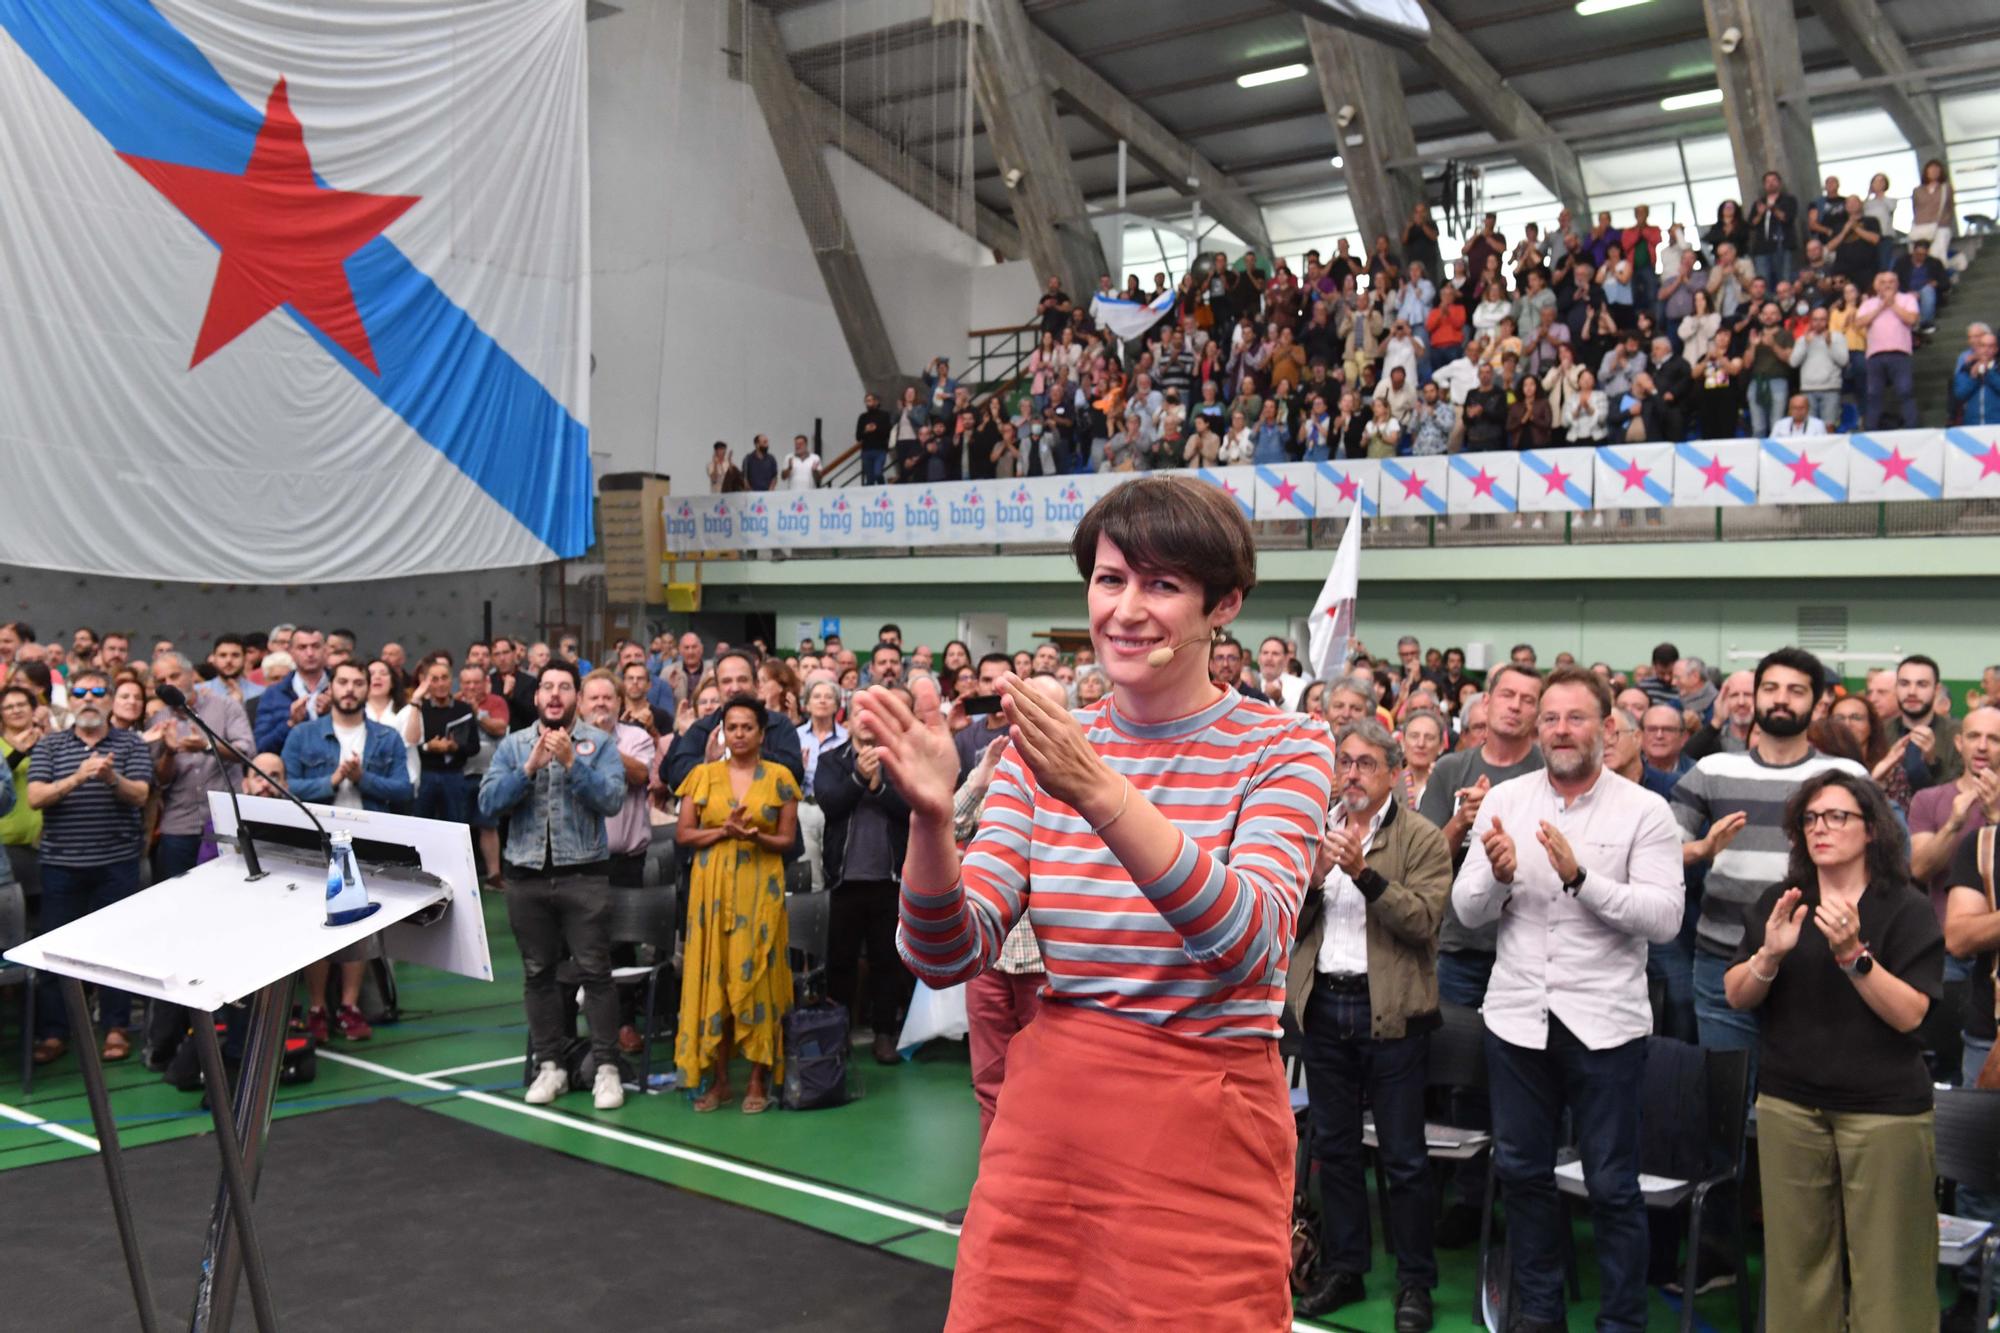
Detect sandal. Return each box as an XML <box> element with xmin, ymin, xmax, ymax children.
<box><xmin>31</xmin><ymin>1038</ymin><xmax>66</xmax><ymax>1066</ymax></box>
<box><xmin>101</xmin><ymin>1029</ymin><xmax>132</xmax><ymax>1063</ymax></box>
<box><xmin>740</xmin><ymin>1089</ymin><xmax>770</xmax><ymax>1115</ymax></box>
<box><xmin>692</xmin><ymin>1083</ymin><xmax>734</xmax><ymax>1113</ymax></box>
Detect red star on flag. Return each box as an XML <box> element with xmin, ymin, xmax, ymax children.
<box><xmin>1471</xmin><ymin>468</ymin><xmax>1498</xmax><ymax>499</ymax></box>
<box><xmin>1979</xmin><ymin>444</ymin><xmax>2000</xmax><ymax>479</ymax></box>
<box><xmin>1786</xmin><ymin>454</ymin><xmax>1821</xmax><ymax>487</ymax></box>
<box><xmin>1399</xmin><ymin>471</ymin><xmax>1429</xmax><ymax>501</ymax></box>
<box><xmin>1274</xmin><ymin>477</ymin><xmax>1300</xmax><ymax>506</ymax></box>
<box><xmin>1876</xmin><ymin>448</ymin><xmax>1914</xmax><ymax>484</ymax></box>
<box><xmin>1334</xmin><ymin>472</ymin><xmax>1360</xmax><ymax>503</ymax></box>
<box><xmin>1542</xmin><ymin>463</ymin><xmax>1572</xmax><ymax>495</ymax></box>
<box><xmin>119</xmin><ymin>78</ymin><xmax>420</xmax><ymax>373</ymax></box>
<box><xmin>1616</xmin><ymin>459</ymin><xmax>1651</xmax><ymax>492</ymax></box>
<box><xmin>1698</xmin><ymin>453</ymin><xmax>1733</xmax><ymax>489</ymax></box>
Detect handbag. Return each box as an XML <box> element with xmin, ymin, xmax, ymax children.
<box><xmin>1977</xmin><ymin>827</ymin><xmax>2000</xmax><ymax>1089</ymax></box>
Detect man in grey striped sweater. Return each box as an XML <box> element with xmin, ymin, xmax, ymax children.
<box><xmin>1670</xmin><ymin>647</ymin><xmax>1869</xmax><ymax>1078</ymax></box>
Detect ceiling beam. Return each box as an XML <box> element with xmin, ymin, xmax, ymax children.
<box><xmin>1305</xmin><ymin>19</ymin><xmax>1422</xmax><ymax>250</ymax></box>
<box><xmin>1703</xmin><ymin>0</ymin><xmax>1819</xmax><ymax>203</ymax></box>
<box><xmin>1810</xmin><ymin>0</ymin><xmax>1945</xmax><ymax>163</ymax></box>
<box><xmin>1027</xmin><ymin>26</ymin><xmax>1273</xmax><ymax>259</ymax></box>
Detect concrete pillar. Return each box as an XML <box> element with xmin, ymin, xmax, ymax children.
<box><xmin>1703</xmin><ymin>0</ymin><xmax>1819</xmax><ymax>205</ymax></box>
<box><xmin>1306</xmin><ymin>19</ymin><xmax>1425</xmax><ymax>254</ymax></box>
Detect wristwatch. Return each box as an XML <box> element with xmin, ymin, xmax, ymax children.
<box><xmin>1561</xmin><ymin>866</ymin><xmax>1587</xmax><ymax>896</ymax></box>
<box><xmin>1838</xmin><ymin>948</ymin><xmax>1875</xmax><ymax>977</ymax></box>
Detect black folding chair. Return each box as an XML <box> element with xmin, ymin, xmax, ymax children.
<box><xmin>785</xmin><ymin>889</ymin><xmax>831</xmax><ymax>1004</ymax></box>
<box><xmin>1936</xmin><ymin>1087</ymin><xmax>2000</xmax><ymax>1333</ymax></box>
<box><xmin>608</xmin><ymin>847</ymin><xmax>679</xmax><ymax>1092</ymax></box>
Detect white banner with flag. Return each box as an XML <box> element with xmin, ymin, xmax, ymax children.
<box><xmin>1192</xmin><ymin>466</ymin><xmax>1258</xmax><ymax>519</ymax></box>
<box><xmin>1377</xmin><ymin>457</ymin><xmax>1449</xmax><ymax>517</ymax></box>
<box><xmin>1758</xmin><ymin>437</ymin><xmax>1849</xmax><ymax>505</ymax></box>
<box><xmin>1307</xmin><ymin>511</ymin><xmax>1361</xmax><ymax>685</ymax></box>
<box><xmin>0</xmin><ymin>1</ymin><xmax>593</xmax><ymax>582</ymax></box>
<box><xmin>1847</xmin><ymin>429</ymin><xmax>1945</xmax><ymax>502</ymax></box>
<box><xmin>1312</xmin><ymin>460</ymin><xmax>1380</xmax><ymax>518</ymax></box>
<box><xmin>1943</xmin><ymin>426</ymin><xmax>2000</xmax><ymax>499</ymax></box>
<box><xmin>1089</xmin><ymin>290</ymin><xmax>1175</xmax><ymax>343</ymax></box>
<box><xmin>1671</xmin><ymin>440</ymin><xmax>1760</xmax><ymax>507</ymax></box>
<box><xmin>1253</xmin><ymin>463</ymin><xmax>1320</xmax><ymax>520</ymax></box>
<box><xmin>1446</xmin><ymin>454</ymin><xmax>1520</xmax><ymax>515</ymax></box>
<box><xmin>1517</xmin><ymin>448</ymin><xmax>1593</xmax><ymax>512</ymax></box>
<box><xmin>1591</xmin><ymin>444</ymin><xmax>1675</xmax><ymax>510</ymax></box>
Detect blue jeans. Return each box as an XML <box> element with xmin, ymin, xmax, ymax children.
<box><xmin>1488</xmin><ymin>1019</ymin><xmax>1650</xmax><ymax>1331</ymax></box>
<box><xmin>1864</xmin><ymin>352</ymin><xmax>1917</xmax><ymax>430</ymax></box>
<box><xmin>1747</xmin><ymin>377</ymin><xmax>1790</xmax><ymax>437</ymax></box>
<box><xmin>1916</xmin><ymin>284</ymin><xmax>1938</xmax><ymax>326</ymax></box>
<box><xmin>861</xmin><ymin>447</ymin><xmax>886</xmax><ymax>485</ymax></box>
<box><xmin>1804</xmin><ymin>388</ymin><xmax>1840</xmax><ymax>429</ymax></box>
<box><xmin>1303</xmin><ymin>978</ymin><xmax>1437</xmax><ymax>1287</ymax></box>
<box><xmin>36</xmin><ymin>858</ymin><xmax>143</xmax><ymax>1039</ymax></box>
<box><xmin>417</xmin><ymin>769</ymin><xmax>472</xmax><ymax>824</ymax></box>
<box><xmin>1693</xmin><ymin>950</ymin><xmax>1759</xmax><ymax>1090</ymax></box>
<box><xmin>1436</xmin><ymin>949</ymin><xmax>1494</xmax><ymax>1009</ymax></box>
<box><xmin>1753</xmin><ymin>249</ymin><xmax>1796</xmax><ymax>286</ymax></box>
<box><xmin>153</xmin><ymin>833</ymin><xmax>203</xmax><ymax>884</ymax></box>
<box><xmin>1647</xmin><ymin>936</ymin><xmax>1698</xmax><ymax>1044</ymax></box>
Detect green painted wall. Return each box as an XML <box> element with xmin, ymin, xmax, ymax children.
<box><xmin>688</xmin><ymin>537</ymin><xmax>2000</xmax><ymax>677</ymax></box>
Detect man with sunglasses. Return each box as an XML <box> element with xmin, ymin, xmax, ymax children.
<box><xmin>25</xmin><ymin>669</ymin><xmax>153</xmax><ymax>1065</ymax></box>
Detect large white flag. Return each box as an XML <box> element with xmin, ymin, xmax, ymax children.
<box><xmin>1307</xmin><ymin>510</ymin><xmax>1362</xmax><ymax>684</ymax></box>
<box><xmin>1089</xmin><ymin>290</ymin><xmax>1175</xmax><ymax>342</ymax></box>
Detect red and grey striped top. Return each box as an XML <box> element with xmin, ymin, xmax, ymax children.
<box><xmin>897</xmin><ymin>689</ymin><xmax>1334</xmax><ymax>1040</ymax></box>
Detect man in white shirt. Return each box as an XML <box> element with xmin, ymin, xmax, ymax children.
<box><xmin>782</xmin><ymin>433</ymin><xmax>822</xmax><ymax>490</ymax></box>
<box><xmin>1451</xmin><ymin>666</ymin><xmax>1684</xmax><ymax>1333</ymax></box>
<box><xmin>1768</xmin><ymin>392</ymin><xmax>1828</xmax><ymax>438</ymax></box>
<box><xmin>1255</xmin><ymin>636</ymin><xmax>1306</xmax><ymax>711</ymax></box>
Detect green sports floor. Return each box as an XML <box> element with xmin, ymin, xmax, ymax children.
<box><xmin>0</xmin><ymin>892</ymin><xmax>1762</xmax><ymax>1332</ymax></box>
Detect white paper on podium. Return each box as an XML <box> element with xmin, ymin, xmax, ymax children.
<box><xmin>5</xmin><ymin>793</ymin><xmax>492</xmax><ymax>1011</ymax></box>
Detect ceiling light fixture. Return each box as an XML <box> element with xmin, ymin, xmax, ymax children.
<box><xmin>1659</xmin><ymin>88</ymin><xmax>1724</xmax><ymax>110</ymax></box>
<box><xmin>1575</xmin><ymin>0</ymin><xmax>1653</xmax><ymax>15</ymax></box>
<box><xmin>1236</xmin><ymin>63</ymin><xmax>1309</xmax><ymax>89</ymax></box>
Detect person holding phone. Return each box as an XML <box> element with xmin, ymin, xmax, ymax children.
<box><xmin>952</xmin><ymin>653</ymin><xmax>1012</xmax><ymax>782</ymax></box>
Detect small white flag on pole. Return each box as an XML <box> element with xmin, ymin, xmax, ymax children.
<box><xmin>1308</xmin><ymin>509</ymin><xmax>1361</xmax><ymax>684</ymax></box>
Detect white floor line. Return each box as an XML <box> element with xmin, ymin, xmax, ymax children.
<box><xmin>318</xmin><ymin>1050</ymin><xmax>959</xmax><ymax>1238</ymax></box>
<box><xmin>0</xmin><ymin>1099</ymin><xmax>100</xmax><ymax>1152</ymax></box>
<box><xmin>417</xmin><ymin>1055</ymin><xmax>527</xmax><ymax>1080</ymax></box>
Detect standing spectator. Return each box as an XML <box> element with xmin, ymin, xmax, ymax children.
<box><xmin>673</xmin><ymin>696</ymin><xmax>799</xmax><ymax>1113</ymax></box>
<box><xmin>1452</xmin><ymin>667</ymin><xmax>1683</xmax><ymax>1333</ymax></box>
<box><xmin>1743</xmin><ymin>301</ymin><xmax>1795</xmax><ymax>437</ymax></box>
<box><xmin>741</xmin><ymin>434</ymin><xmax>779</xmax><ymax>492</ymax></box>
<box><xmin>578</xmin><ymin>669</ymin><xmax>656</xmax><ymax>894</ymax></box>
<box><xmin>1910</xmin><ymin>157</ymin><xmax>1958</xmax><ymax>268</ymax></box>
<box><xmin>1747</xmin><ymin>171</ymin><xmax>1800</xmax><ymax>285</ymax></box>
<box><xmin>254</xmin><ymin>625</ymin><xmax>329</xmax><ymax>755</ymax></box>
<box><xmin>480</xmin><ymin>663</ymin><xmax>629</xmax><ymax>1109</ymax></box>
<box><xmin>1956</xmin><ymin>329</ymin><xmax>2000</xmax><ymax>425</ymax></box>
<box><xmin>415</xmin><ymin>656</ymin><xmax>479</xmax><ymax>824</ymax></box>
<box><xmin>27</xmin><ymin>669</ymin><xmax>153</xmax><ymax>1064</ymax></box>
<box><xmin>816</xmin><ymin>702</ymin><xmax>913</xmax><ymax>1065</ymax></box>
<box><xmin>661</xmin><ymin>651</ymin><xmax>804</xmax><ymax>793</ymax></box>
<box><xmin>199</xmin><ymin>634</ymin><xmax>264</xmax><ymax>707</ymax></box>
<box><xmin>1288</xmin><ymin>719</ymin><xmax>1451</xmax><ymax>1327</ymax></box>
<box><xmin>706</xmin><ymin>440</ymin><xmax>739</xmax><ymax>494</ymax></box>
<box><xmin>459</xmin><ymin>663</ymin><xmax>510</xmax><ymax>882</ymax></box>
<box><xmin>853</xmin><ymin>393</ymin><xmax>892</xmax><ymax>486</ymax></box>
<box><xmin>1893</xmin><ymin>239</ymin><xmax>1950</xmax><ymax>335</ymax></box>
<box><xmin>1</xmin><ymin>685</ymin><xmax>44</xmax><ymax>898</ymax></box>
<box><xmin>148</xmin><ymin>652</ymin><xmax>249</xmax><ymax>881</ymax></box>
<box><xmin>1888</xmin><ymin>653</ymin><xmax>1961</xmax><ymax>788</ymax></box>
<box><xmin>781</xmin><ymin>434</ymin><xmax>821</xmax><ymax>490</ymax></box>
<box><xmin>1408</xmin><ymin>382</ymin><xmax>1455</xmax><ymax>455</ymax></box>
<box><xmin>1828</xmin><ymin>197</ymin><xmax>1884</xmax><ymax>291</ymax></box>
<box><xmin>1725</xmin><ymin>772</ymin><xmax>1943</xmax><ymax>1332</ymax></box>
<box><xmin>1788</xmin><ymin>305</ymin><xmax>1849</xmax><ymax>427</ymax></box>
<box><xmin>363</xmin><ymin>658</ymin><xmax>422</xmax><ymax>792</ymax></box>
<box><xmin>1461</xmin><ymin>363</ymin><xmax>1508</xmax><ymax>452</ymax></box>
<box><xmin>489</xmin><ymin>637</ymin><xmax>540</xmax><ymax>733</ymax></box>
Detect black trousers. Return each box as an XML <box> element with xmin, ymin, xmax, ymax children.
<box><xmin>828</xmin><ymin>879</ymin><xmax>911</xmax><ymax>1034</ymax></box>
<box><xmin>506</xmin><ymin>871</ymin><xmax>618</xmax><ymax>1065</ymax></box>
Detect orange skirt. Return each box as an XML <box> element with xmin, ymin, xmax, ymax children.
<box><xmin>946</xmin><ymin>1002</ymin><xmax>1295</xmax><ymax>1332</ymax></box>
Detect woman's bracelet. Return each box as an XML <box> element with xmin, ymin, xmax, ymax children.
<box><xmin>1749</xmin><ymin>952</ymin><xmax>1781</xmax><ymax>984</ymax></box>
<box><xmin>1090</xmin><ymin>777</ymin><xmax>1132</xmax><ymax>836</ymax></box>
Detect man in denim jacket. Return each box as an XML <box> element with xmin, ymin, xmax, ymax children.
<box><xmin>280</xmin><ymin>661</ymin><xmax>414</xmax><ymax>814</ymax></box>
<box><xmin>478</xmin><ymin>661</ymin><xmax>629</xmax><ymax>1110</ymax></box>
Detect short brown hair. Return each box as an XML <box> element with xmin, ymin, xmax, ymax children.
<box><xmin>1070</xmin><ymin>476</ymin><xmax>1257</xmax><ymax>613</ymax></box>
<box><xmin>1541</xmin><ymin>665</ymin><xmax>1613</xmax><ymax>719</ymax></box>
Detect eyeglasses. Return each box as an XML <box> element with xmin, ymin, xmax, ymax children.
<box><xmin>1800</xmin><ymin>809</ymin><xmax>1861</xmax><ymax>831</ymax></box>
<box><xmin>70</xmin><ymin>686</ymin><xmax>108</xmax><ymax>698</ymax></box>
<box><xmin>1335</xmin><ymin>754</ymin><xmax>1385</xmax><ymax>774</ymax></box>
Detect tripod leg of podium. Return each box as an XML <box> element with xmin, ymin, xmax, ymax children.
<box><xmin>189</xmin><ymin>1012</ymin><xmax>279</xmax><ymax>1333</ymax></box>
<box><xmin>188</xmin><ymin>973</ymin><xmax>292</xmax><ymax>1333</ymax></box>
<box><xmin>61</xmin><ymin>975</ymin><xmax>163</xmax><ymax>1333</ymax></box>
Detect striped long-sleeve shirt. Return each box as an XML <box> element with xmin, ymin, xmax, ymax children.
<box><xmin>898</xmin><ymin>690</ymin><xmax>1334</xmax><ymax>1040</ymax></box>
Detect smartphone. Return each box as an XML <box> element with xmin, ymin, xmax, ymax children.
<box><xmin>962</xmin><ymin>695</ymin><xmax>1003</xmax><ymax>717</ymax></box>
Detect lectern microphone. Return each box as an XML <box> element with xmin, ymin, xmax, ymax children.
<box><xmin>156</xmin><ymin>683</ymin><xmax>333</xmax><ymax>878</ymax></box>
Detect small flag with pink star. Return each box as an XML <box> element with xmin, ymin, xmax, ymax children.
<box><xmin>1847</xmin><ymin>431</ymin><xmax>1943</xmax><ymax>502</ymax></box>
<box><xmin>1671</xmin><ymin>440</ymin><xmax>1760</xmax><ymax>507</ymax></box>
<box><xmin>1943</xmin><ymin>427</ymin><xmax>2000</xmax><ymax>499</ymax></box>
<box><xmin>1518</xmin><ymin>448</ymin><xmax>1594</xmax><ymax>512</ymax></box>
<box><xmin>1758</xmin><ymin>437</ymin><xmax>1848</xmax><ymax>504</ymax></box>
<box><xmin>1377</xmin><ymin>456</ymin><xmax>1448</xmax><ymax>517</ymax></box>
<box><xmin>1446</xmin><ymin>453</ymin><xmax>1520</xmax><ymax>514</ymax></box>
<box><xmin>1253</xmin><ymin>463</ymin><xmax>1320</xmax><ymax>520</ymax></box>
<box><xmin>1590</xmin><ymin>444</ymin><xmax>1674</xmax><ymax>510</ymax></box>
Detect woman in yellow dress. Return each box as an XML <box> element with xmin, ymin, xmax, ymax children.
<box><xmin>674</xmin><ymin>696</ymin><xmax>799</xmax><ymax>1113</ymax></box>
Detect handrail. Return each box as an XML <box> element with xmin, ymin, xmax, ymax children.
<box><xmin>969</xmin><ymin>321</ymin><xmax>1037</xmax><ymax>338</ymax></box>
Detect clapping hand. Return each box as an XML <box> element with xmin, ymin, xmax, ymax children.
<box><xmin>852</xmin><ymin>679</ymin><xmax>961</xmax><ymax>823</ymax></box>
<box><xmin>1536</xmin><ymin>821</ymin><xmax>1578</xmax><ymax>882</ymax></box>
<box><xmin>1326</xmin><ymin>826</ymin><xmax>1365</xmax><ymax>879</ymax></box>
<box><xmin>1483</xmin><ymin>817</ymin><xmax>1519</xmax><ymax>883</ymax></box>
<box><xmin>1762</xmin><ymin>887</ymin><xmax>1807</xmax><ymax>958</ymax></box>
<box><xmin>1698</xmin><ymin>810</ymin><xmax>1749</xmax><ymax>859</ymax></box>
<box><xmin>1001</xmin><ymin>673</ymin><xmax>1115</xmax><ymax>822</ymax></box>
<box><xmin>1813</xmin><ymin>896</ymin><xmax>1862</xmax><ymax>960</ymax></box>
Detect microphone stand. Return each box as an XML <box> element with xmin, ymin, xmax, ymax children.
<box><xmin>157</xmin><ymin>684</ymin><xmax>332</xmax><ymax>879</ymax></box>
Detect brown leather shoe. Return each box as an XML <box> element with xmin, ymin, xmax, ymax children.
<box><xmin>31</xmin><ymin>1038</ymin><xmax>66</xmax><ymax>1066</ymax></box>
<box><xmin>101</xmin><ymin>1029</ymin><xmax>132</xmax><ymax>1062</ymax></box>
<box><xmin>618</xmin><ymin>1025</ymin><xmax>644</xmax><ymax>1055</ymax></box>
<box><xmin>872</xmin><ymin>1033</ymin><xmax>899</xmax><ymax>1065</ymax></box>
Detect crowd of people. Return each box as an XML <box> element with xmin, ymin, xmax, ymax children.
<box><xmin>699</xmin><ymin>164</ymin><xmax>1989</xmax><ymax>494</ymax></box>
<box><xmin>2</xmin><ymin>604</ymin><xmax>1996</xmax><ymax>1329</ymax></box>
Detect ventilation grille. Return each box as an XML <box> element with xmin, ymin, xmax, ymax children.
<box><xmin>1795</xmin><ymin>605</ymin><xmax>1849</xmax><ymax>656</ymax></box>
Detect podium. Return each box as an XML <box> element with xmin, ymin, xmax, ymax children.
<box><xmin>4</xmin><ymin>793</ymin><xmax>492</xmax><ymax>1333</ymax></box>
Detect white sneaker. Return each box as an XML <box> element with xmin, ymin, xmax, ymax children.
<box><xmin>593</xmin><ymin>1062</ymin><xmax>625</xmax><ymax>1110</ymax></box>
<box><xmin>525</xmin><ymin>1061</ymin><xmax>567</xmax><ymax>1105</ymax></box>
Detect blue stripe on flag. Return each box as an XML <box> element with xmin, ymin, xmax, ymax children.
<box><xmin>1672</xmin><ymin>443</ymin><xmax>1757</xmax><ymax>505</ymax></box>
<box><xmin>1947</xmin><ymin>427</ymin><xmax>1997</xmax><ymax>459</ymax></box>
<box><xmin>1381</xmin><ymin>460</ymin><xmax>1446</xmax><ymax>515</ymax></box>
<box><xmin>1759</xmin><ymin>439</ymin><xmax>1847</xmax><ymax>503</ymax></box>
<box><xmin>1448</xmin><ymin>455</ymin><xmax>1517</xmax><ymax>512</ymax></box>
<box><xmin>1847</xmin><ymin>433</ymin><xmax>1941</xmax><ymax>500</ymax></box>
<box><xmin>1520</xmin><ymin>450</ymin><xmax>1592</xmax><ymax>509</ymax></box>
<box><xmin>1593</xmin><ymin>445</ymin><xmax>1672</xmax><ymax>506</ymax></box>
<box><xmin>0</xmin><ymin>0</ymin><xmax>593</xmax><ymax>557</ymax></box>
<box><xmin>1196</xmin><ymin>469</ymin><xmax>1253</xmax><ymax>516</ymax></box>
<box><xmin>1254</xmin><ymin>465</ymin><xmax>1314</xmax><ymax>518</ymax></box>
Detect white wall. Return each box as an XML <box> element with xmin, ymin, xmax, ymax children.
<box><xmin>587</xmin><ymin>0</ymin><xmax>1004</xmax><ymax>490</ymax></box>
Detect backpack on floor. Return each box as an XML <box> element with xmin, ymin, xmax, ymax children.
<box><xmin>780</xmin><ymin>1001</ymin><xmax>850</xmax><ymax>1111</ymax></box>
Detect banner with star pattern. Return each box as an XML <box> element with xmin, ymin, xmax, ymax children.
<box><xmin>665</xmin><ymin>429</ymin><xmax>2000</xmax><ymax>552</ymax></box>
<box><xmin>0</xmin><ymin>1</ymin><xmax>592</xmax><ymax>581</ymax></box>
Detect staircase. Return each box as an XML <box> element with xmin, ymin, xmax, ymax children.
<box><xmin>1919</xmin><ymin>236</ymin><xmax>1993</xmax><ymax>425</ymax></box>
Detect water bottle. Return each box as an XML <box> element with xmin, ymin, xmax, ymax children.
<box><xmin>324</xmin><ymin>830</ymin><xmax>381</xmax><ymax>927</ymax></box>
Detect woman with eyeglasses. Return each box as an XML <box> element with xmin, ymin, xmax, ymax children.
<box><xmin>1724</xmin><ymin>769</ymin><xmax>1943</xmax><ymax>1332</ymax></box>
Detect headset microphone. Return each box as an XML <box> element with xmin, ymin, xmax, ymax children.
<box><xmin>1146</xmin><ymin>637</ymin><xmax>1212</xmax><ymax>668</ymax></box>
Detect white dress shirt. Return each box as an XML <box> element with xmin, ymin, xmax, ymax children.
<box><xmin>1316</xmin><ymin>798</ymin><xmax>1392</xmax><ymax>976</ymax></box>
<box><xmin>1450</xmin><ymin>766</ymin><xmax>1683</xmax><ymax>1050</ymax></box>
<box><xmin>1259</xmin><ymin>672</ymin><xmax>1307</xmax><ymax>711</ymax></box>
